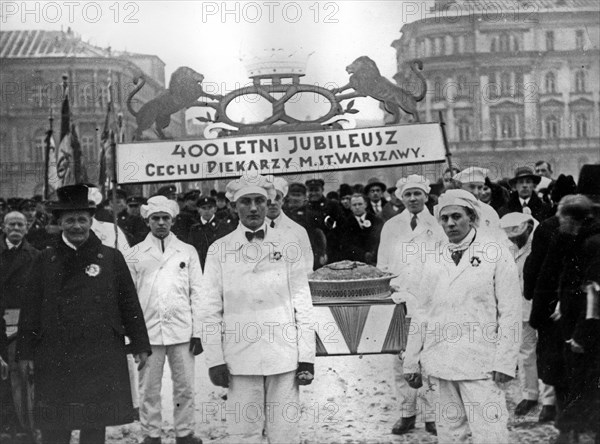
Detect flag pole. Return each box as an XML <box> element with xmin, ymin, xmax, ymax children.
<box><xmin>44</xmin><ymin>107</ymin><xmax>54</xmax><ymax>200</ymax></box>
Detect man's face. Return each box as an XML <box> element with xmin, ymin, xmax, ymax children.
<box><xmin>127</xmin><ymin>203</ymin><xmax>141</xmax><ymax>217</ymax></box>
<box><xmin>439</xmin><ymin>205</ymin><xmax>473</xmax><ymax>244</ymax></box>
<box><xmin>216</xmin><ymin>198</ymin><xmax>227</xmax><ymax>209</ymax></box>
<box><xmin>368</xmin><ymin>186</ymin><xmax>383</xmax><ymax>203</ymax></box>
<box><xmin>307</xmin><ymin>186</ymin><xmax>323</xmax><ymax>202</ymax></box>
<box><xmin>235</xmin><ymin>193</ymin><xmax>267</xmax><ymax>230</ymax></box>
<box><xmin>286</xmin><ymin>191</ymin><xmax>306</xmax><ymax>210</ymax></box>
<box><xmin>267</xmin><ymin>191</ymin><xmax>284</xmax><ymax>220</ymax></box>
<box><xmin>535</xmin><ymin>163</ymin><xmax>552</xmax><ymax>179</ymax></box>
<box><xmin>443</xmin><ymin>172</ymin><xmax>455</xmax><ymax>189</ymax></box>
<box><xmin>147</xmin><ymin>212</ymin><xmax>173</xmax><ymax>238</ymax></box>
<box><xmin>112</xmin><ymin>198</ymin><xmax>127</xmax><ymax>214</ymax></box>
<box><xmin>199</xmin><ymin>204</ymin><xmax>216</xmax><ymax>221</ymax></box>
<box><xmin>480</xmin><ymin>185</ymin><xmax>492</xmax><ymax>204</ymax></box>
<box><xmin>350</xmin><ymin>196</ymin><xmax>367</xmax><ymax>217</ymax></box>
<box><xmin>59</xmin><ymin>211</ymin><xmax>92</xmax><ymax>247</ymax></box>
<box><xmin>462</xmin><ymin>182</ymin><xmax>484</xmax><ymax>200</ymax></box>
<box><xmin>515</xmin><ymin>178</ymin><xmax>535</xmax><ymax>199</ymax></box>
<box><xmin>340</xmin><ymin>195</ymin><xmax>352</xmax><ymax>210</ymax></box>
<box><xmin>21</xmin><ymin>206</ymin><xmax>36</xmax><ymax>223</ymax></box>
<box><xmin>401</xmin><ymin>188</ymin><xmax>427</xmax><ymax>215</ymax></box>
<box><xmin>3</xmin><ymin>212</ymin><xmax>28</xmax><ymax>244</ymax></box>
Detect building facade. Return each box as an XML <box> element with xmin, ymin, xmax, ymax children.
<box><xmin>0</xmin><ymin>28</ymin><xmax>186</xmax><ymax>197</ymax></box>
<box><xmin>392</xmin><ymin>0</ymin><xmax>600</xmax><ymax>180</ymax></box>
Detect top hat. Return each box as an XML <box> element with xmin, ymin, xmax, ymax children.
<box><xmin>577</xmin><ymin>164</ymin><xmax>600</xmax><ymax>203</ymax></box>
<box><xmin>50</xmin><ymin>184</ymin><xmax>96</xmax><ymax>214</ymax></box>
<box><xmin>364</xmin><ymin>177</ymin><xmax>387</xmax><ymax>193</ymax></box>
<box><xmin>509</xmin><ymin>167</ymin><xmax>541</xmax><ymax>186</ymax></box>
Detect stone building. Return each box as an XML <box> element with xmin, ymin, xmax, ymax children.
<box><xmin>0</xmin><ymin>28</ymin><xmax>186</xmax><ymax>197</ymax></box>
<box><xmin>392</xmin><ymin>0</ymin><xmax>600</xmax><ymax>180</ymax></box>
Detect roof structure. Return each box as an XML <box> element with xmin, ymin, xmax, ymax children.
<box><xmin>0</xmin><ymin>29</ymin><xmax>110</xmax><ymax>58</ymax></box>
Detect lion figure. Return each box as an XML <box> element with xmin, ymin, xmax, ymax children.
<box><xmin>333</xmin><ymin>56</ymin><xmax>427</xmax><ymax>124</ymax></box>
<box><xmin>127</xmin><ymin>66</ymin><xmax>221</xmax><ymax>139</ymax></box>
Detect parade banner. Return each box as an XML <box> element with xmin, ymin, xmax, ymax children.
<box><xmin>116</xmin><ymin>122</ymin><xmax>446</xmax><ymax>184</ymax></box>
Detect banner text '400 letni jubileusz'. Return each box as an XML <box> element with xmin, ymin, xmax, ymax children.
<box><xmin>116</xmin><ymin>123</ymin><xmax>446</xmax><ymax>184</ymax></box>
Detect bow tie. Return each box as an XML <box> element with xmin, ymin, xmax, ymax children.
<box><xmin>245</xmin><ymin>229</ymin><xmax>265</xmax><ymax>242</ymax></box>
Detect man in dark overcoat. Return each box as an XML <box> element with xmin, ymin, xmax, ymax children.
<box><xmin>498</xmin><ymin>167</ymin><xmax>553</xmax><ymax>222</ymax></box>
<box><xmin>1</xmin><ymin>210</ymin><xmax>40</xmax><ymax>439</ymax></box>
<box><xmin>339</xmin><ymin>194</ymin><xmax>383</xmax><ymax>264</ymax></box>
<box><xmin>16</xmin><ymin>184</ymin><xmax>151</xmax><ymax>444</ymax></box>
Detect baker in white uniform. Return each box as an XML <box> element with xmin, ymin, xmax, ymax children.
<box><xmin>404</xmin><ymin>189</ymin><xmax>521</xmax><ymax>443</ymax></box>
<box><xmin>199</xmin><ymin>175</ymin><xmax>315</xmax><ymax>444</ymax></box>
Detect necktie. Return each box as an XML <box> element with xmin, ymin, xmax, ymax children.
<box><xmin>160</xmin><ymin>238</ymin><xmax>165</xmax><ymax>253</ymax></box>
<box><xmin>245</xmin><ymin>229</ymin><xmax>265</xmax><ymax>242</ymax></box>
<box><xmin>270</xmin><ymin>220</ymin><xmax>276</xmax><ymax>228</ymax></box>
<box><xmin>410</xmin><ymin>214</ymin><xmax>418</xmax><ymax>231</ymax></box>
<box><xmin>451</xmin><ymin>249</ymin><xmax>464</xmax><ymax>266</ymax></box>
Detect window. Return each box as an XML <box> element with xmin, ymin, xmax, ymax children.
<box><xmin>545</xmin><ymin>72</ymin><xmax>556</xmax><ymax>93</ymax></box>
<box><xmin>576</xmin><ymin>30</ymin><xmax>585</xmax><ymax>50</ymax></box>
<box><xmin>453</xmin><ymin>35</ymin><xmax>460</xmax><ymax>54</ymax></box>
<box><xmin>545</xmin><ymin>115</ymin><xmax>560</xmax><ymax>138</ymax></box>
<box><xmin>575</xmin><ymin>113</ymin><xmax>588</xmax><ymax>138</ymax></box>
<box><xmin>457</xmin><ymin>118</ymin><xmax>471</xmax><ymax>141</ymax></box>
<box><xmin>575</xmin><ymin>70</ymin><xmax>586</xmax><ymax>92</ymax></box>
<box><xmin>513</xmin><ymin>35</ymin><xmax>519</xmax><ymax>52</ymax></box>
<box><xmin>499</xmin><ymin>34</ymin><xmax>510</xmax><ymax>52</ymax></box>
<box><xmin>546</xmin><ymin>31</ymin><xmax>554</xmax><ymax>51</ymax></box>
<box><xmin>433</xmin><ymin>76</ymin><xmax>444</xmax><ymax>102</ymax></box>
<box><xmin>457</xmin><ymin>74</ymin><xmax>468</xmax><ymax>98</ymax></box>
<box><xmin>500</xmin><ymin>72</ymin><xmax>511</xmax><ymax>96</ymax></box>
<box><xmin>490</xmin><ymin>37</ymin><xmax>497</xmax><ymax>52</ymax></box>
<box><xmin>80</xmin><ymin>134</ymin><xmax>95</xmax><ymax>159</ymax></box>
<box><xmin>501</xmin><ymin>115</ymin><xmax>516</xmax><ymax>138</ymax></box>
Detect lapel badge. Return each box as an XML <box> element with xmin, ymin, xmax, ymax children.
<box><xmin>180</xmin><ymin>261</ymin><xmax>186</xmax><ymax>269</ymax></box>
<box><xmin>470</xmin><ymin>256</ymin><xmax>481</xmax><ymax>267</ymax></box>
<box><xmin>97</xmin><ymin>253</ymin><xmax>103</xmax><ymax>259</ymax></box>
<box><xmin>272</xmin><ymin>251</ymin><xmax>283</xmax><ymax>261</ymax></box>
<box><xmin>85</xmin><ymin>264</ymin><xmax>101</xmax><ymax>277</ymax></box>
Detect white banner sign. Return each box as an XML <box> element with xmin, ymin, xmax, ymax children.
<box><xmin>116</xmin><ymin>123</ymin><xmax>446</xmax><ymax>184</ymax></box>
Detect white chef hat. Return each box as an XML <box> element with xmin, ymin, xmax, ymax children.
<box><xmin>395</xmin><ymin>174</ymin><xmax>431</xmax><ymax>198</ymax></box>
<box><xmin>453</xmin><ymin>167</ymin><xmax>489</xmax><ymax>184</ymax></box>
<box><xmin>500</xmin><ymin>212</ymin><xmax>536</xmax><ymax>237</ymax></box>
<box><xmin>270</xmin><ymin>177</ymin><xmax>289</xmax><ymax>197</ymax></box>
<box><xmin>141</xmin><ymin>195</ymin><xmax>180</xmax><ymax>219</ymax></box>
<box><xmin>88</xmin><ymin>187</ymin><xmax>103</xmax><ymax>206</ymax></box>
<box><xmin>434</xmin><ymin>189</ymin><xmax>481</xmax><ymax>226</ymax></box>
<box><xmin>226</xmin><ymin>175</ymin><xmax>277</xmax><ymax>202</ymax></box>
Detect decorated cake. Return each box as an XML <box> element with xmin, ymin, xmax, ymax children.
<box><xmin>308</xmin><ymin>261</ymin><xmax>395</xmax><ymax>301</ymax></box>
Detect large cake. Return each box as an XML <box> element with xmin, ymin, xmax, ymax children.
<box><xmin>308</xmin><ymin>261</ymin><xmax>395</xmax><ymax>301</ymax></box>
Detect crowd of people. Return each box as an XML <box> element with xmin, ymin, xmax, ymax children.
<box><xmin>0</xmin><ymin>159</ymin><xmax>598</xmax><ymax>444</ymax></box>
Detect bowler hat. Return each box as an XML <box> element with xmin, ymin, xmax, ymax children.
<box><xmin>50</xmin><ymin>184</ymin><xmax>96</xmax><ymax>214</ymax></box>
<box><xmin>197</xmin><ymin>196</ymin><xmax>216</xmax><ymax>207</ymax></box>
<box><xmin>509</xmin><ymin>167</ymin><xmax>541</xmax><ymax>186</ymax></box>
<box><xmin>364</xmin><ymin>177</ymin><xmax>387</xmax><ymax>193</ymax></box>
<box><xmin>577</xmin><ymin>164</ymin><xmax>600</xmax><ymax>203</ymax></box>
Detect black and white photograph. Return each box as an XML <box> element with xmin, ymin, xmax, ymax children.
<box><xmin>1</xmin><ymin>1</ymin><xmax>599</xmax><ymax>443</ymax></box>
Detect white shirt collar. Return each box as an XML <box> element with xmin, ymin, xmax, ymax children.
<box><xmin>268</xmin><ymin>213</ymin><xmax>284</xmax><ymax>228</ymax></box>
<box><xmin>201</xmin><ymin>215</ymin><xmax>215</xmax><ymax>225</ymax></box>
<box><xmin>150</xmin><ymin>232</ymin><xmax>174</xmax><ymax>251</ymax></box>
<box><xmin>5</xmin><ymin>238</ymin><xmax>22</xmax><ymax>250</ymax></box>
<box><xmin>448</xmin><ymin>228</ymin><xmax>477</xmax><ymax>252</ymax></box>
<box><xmin>62</xmin><ymin>233</ymin><xmax>79</xmax><ymax>250</ymax></box>
<box><xmin>520</xmin><ymin>198</ymin><xmax>530</xmax><ymax>206</ymax></box>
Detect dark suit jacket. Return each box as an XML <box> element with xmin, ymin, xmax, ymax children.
<box><xmin>339</xmin><ymin>212</ymin><xmax>383</xmax><ymax>264</ymax></box>
<box><xmin>188</xmin><ymin>217</ymin><xmax>235</xmax><ymax>271</ymax></box>
<box><xmin>366</xmin><ymin>198</ymin><xmax>388</xmax><ymax>217</ymax></box>
<box><xmin>0</xmin><ymin>235</ymin><xmax>40</xmax><ymax>310</ymax></box>
<box><xmin>498</xmin><ymin>192</ymin><xmax>553</xmax><ymax>222</ymax></box>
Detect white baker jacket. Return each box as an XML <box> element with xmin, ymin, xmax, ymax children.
<box><xmin>199</xmin><ymin>225</ymin><xmax>315</xmax><ymax>376</ymax></box>
<box><xmin>268</xmin><ymin>212</ymin><xmax>314</xmax><ymax>275</ymax></box>
<box><xmin>507</xmin><ymin>222</ymin><xmax>537</xmax><ymax>321</ymax></box>
<box><xmin>128</xmin><ymin>232</ymin><xmax>202</xmax><ymax>345</ymax></box>
<box><xmin>404</xmin><ymin>231</ymin><xmax>522</xmax><ymax>380</ymax></box>
<box><xmin>377</xmin><ymin>209</ymin><xmax>445</xmax><ymax>312</ymax></box>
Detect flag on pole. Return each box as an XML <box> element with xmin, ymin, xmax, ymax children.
<box><xmin>99</xmin><ymin>72</ymin><xmax>117</xmax><ymax>196</ymax></box>
<box><xmin>56</xmin><ymin>75</ymin><xmax>85</xmax><ymax>186</ymax></box>
<box><xmin>45</xmin><ymin>127</ymin><xmax>60</xmax><ymax>195</ymax></box>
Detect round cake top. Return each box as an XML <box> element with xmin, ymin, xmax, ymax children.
<box><xmin>309</xmin><ymin>261</ymin><xmax>392</xmax><ymax>281</ymax></box>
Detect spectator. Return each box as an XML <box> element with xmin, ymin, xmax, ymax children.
<box><xmin>339</xmin><ymin>193</ymin><xmax>383</xmax><ymax>265</ymax></box>
<box><xmin>498</xmin><ymin>167</ymin><xmax>553</xmax><ymax>222</ymax></box>
<box><xmin>364</xmin><ymin>177</ymin><xmax>388</xmax><ymax>217</ymax></box>
<box><xmin>380</xmin><ymin>186</ymin><xmax>405</xmax><ymax>222</ymax></box>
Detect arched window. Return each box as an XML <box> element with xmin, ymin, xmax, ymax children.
<box><xmin>545</xmin><ymin>72</ymin><xmax>556</xmax><ymax>93</ymax></box>
<box><xmin>545</xmin><ymin>115</ymin><xmax>560</xmax><ymax>138</ymax></box>
<box><xmin>575</xmin><ymin>113</ymin><xmax>588</xmax><ymax>138</ymax></box>
<box><xmin>500</xmin><ymin>72</ymin><xmax>511</xmax><ymax>96</ymax></box>
<box><xmin>501</xmin><ymin>115</ymin><xmax>515</xmax><ymax>138</ymax></box>
<box><xmin>457</xmin><ymin>118</ymin><xmax>471</xmax><ymax>141</ymax></box>
<box><xmin>575</xmin><ymin>70</ymin><xmax>586</xmax><ymax>92</ymax></box>
<box><xmin>499</xmin><ymin>34</ymin><xmax>510</xmax><ymax>52</ymax></box>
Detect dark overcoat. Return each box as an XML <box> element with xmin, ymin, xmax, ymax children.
<box><xmin>339</xmin><ymin>213</ymin><xmax>383</xmax><ymax>264</ymax></box>
<box><xmin>0</xmin><ymin>235</ymin><xmax>40</xmax><ymax>310</ymax></box>
<box><xmin>17</xmin><ymin>231</ymin><xmax>151</xmax><ymax>430</ymax></box>
<box><xmin>498</xmin><ymin>191</ymin><xmax>553</xmax><ymax>222</ymax></box>
<box><xmin>187</xmin><ymin>217</ymin><xmax>234</xmax><ymax>271</ymax></box>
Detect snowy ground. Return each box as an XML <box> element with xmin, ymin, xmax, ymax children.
<box><xmin>96</xmin><ymin>354</ymin><xmax>595</xmax><ymax>444</ymax></box>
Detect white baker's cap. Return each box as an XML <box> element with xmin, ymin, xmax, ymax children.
<box><xmin>87</xmin><ymin>187</ymin><xmax>103</xmax><ymax>206</ymax></box>
<box><xmin>453</xmin><ymin>167</ymin><xmax>489</xmax><ymax>184</ymax></box>
<box><xmin>500</xmin><ymin>212</ymin><xmax>536</xmax><ymax>237</ymax></box>
<box><xmin>226</xmin><ymin>175</ymin><xmax>277</xmax><ymax>202</ymax></box>
<box><xmin>434</xmin><ymin>189</ymin><xmax>481</xmax><ymax>226</ymax></box>
<box><xmin>141</xmin><ymin>195</ymin><xmax>180</xmax><ymax>219</ymax></box>
<box><xmin>394</xmin><ymin>174</ymin><xmax>431</xmax><ymax>198</ymax></box>
<box><xmin>270</xmin><ymin>177</ymin><xmax>289</xmax><ymax>197</ymax></box>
